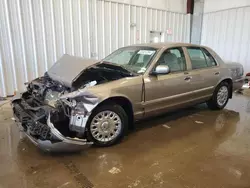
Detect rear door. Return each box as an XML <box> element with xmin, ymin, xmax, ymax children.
<box><xmin>184</xmin><ymin>47</ymin><xmax>221</xmax><ymax>99</ymax></box>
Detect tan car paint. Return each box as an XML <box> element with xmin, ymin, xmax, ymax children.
<box><xmin>142</xmin><ymin>45</ymin><xmax>216</xmax><ymax>117</ymax></box>
<box><xmin>87</xmin><ymin>76</ymin><xmax>144</xmax><ymax>119</ymax></box>
<box><xmin>184</xmin><ymin>46</ymin><xmax>220</xmax><ymax>101</ymax></box>
<box><xmin>86</xmin><ymin>43</ymin><xmax>242</xmax><ymax>121</ymax></box>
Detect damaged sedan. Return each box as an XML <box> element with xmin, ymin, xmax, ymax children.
<box><xmin>12</xmin><ymin>43</ymin><xmax>244</xmax><ymax>152</ymax></box>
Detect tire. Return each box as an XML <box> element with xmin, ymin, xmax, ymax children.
<box><xmin>207</xmin><ymin>82</ymin><xmax>230</xmax><ymax>110</ymax></box>
<box><xmin>86</xmin><ymin>103</ymin><xmax>128</xmax><ymax>147</ymax></box>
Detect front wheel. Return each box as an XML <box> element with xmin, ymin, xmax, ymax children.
<box><xmin>86</xmin><ymin>103</ymin><xmax>128</xmax><ymax>147</ymax></box>
<box><xmin>207</xmin><ymin>82</ymin><xmax>230</xmax><ymax>110</ymax></box>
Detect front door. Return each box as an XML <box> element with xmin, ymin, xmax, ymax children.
<box><xmin>143</xmin><ymin>47</ymin><xmax>195</xmax><ymax>116</ymax></box>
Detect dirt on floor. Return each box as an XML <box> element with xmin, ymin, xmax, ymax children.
<box><xmin>1</xmin><ymin>92</ymin><xmax>250</xmax><ymax>188</ymax></box>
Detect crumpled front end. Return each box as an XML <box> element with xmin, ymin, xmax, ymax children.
<box><xmin>11</xmin><ymin>84</ymin><xmax>99</xmax><ymax>152</ymax></box>
<box><xmin>11</xmin><ymin>54</ymin><xmax>131</xmax><ymax>152</ymax></box>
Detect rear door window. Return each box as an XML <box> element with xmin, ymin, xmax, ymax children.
<box><xmin>187</xmin><ymin>47</ymin><xmax>217</xmax><ymax>70</ymax></box>
<box><xmin>201</xmin><ymin>48</ymin><xmax>217</xmax><ymax>67</ymax></box>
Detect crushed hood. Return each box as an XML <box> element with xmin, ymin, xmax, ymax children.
<box><xmin>47</xmin><ymin>54</ymin><xmax>98</xmax><ymax>87</ymax></box>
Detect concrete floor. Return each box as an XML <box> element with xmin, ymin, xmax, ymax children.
<box><xmin>1</xmin><ymin>93</ymin><xmax>250</xmax><ymax>188</ymax></box>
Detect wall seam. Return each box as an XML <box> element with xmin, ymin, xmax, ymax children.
<box><xmin>204</xmin><ymin>5</ymin><xmax>250</xmax><ymax>14</ymax></box>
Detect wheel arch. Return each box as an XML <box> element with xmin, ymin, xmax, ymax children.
<box><xmin>216</xmin><ymin>78</ymin><xmax>233</xmax><ymax>98</ymax></box>
<box><xmin>93</xmin><ymin>96</ymin><xmax>134</xmax><ymax>129</ymax></box>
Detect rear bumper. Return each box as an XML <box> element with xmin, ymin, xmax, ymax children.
<box><xmin>233</xmin><ymin>77</ymin><xmax>245</xmax><ymax>91</ymax></box>
<box><xmin>12</xmin><ymin>94</ymin><xmax>92</xmax><ymax>152</ymax></box>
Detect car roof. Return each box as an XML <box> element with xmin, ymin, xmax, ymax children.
<box><xmin>130</xmin><ymin>42</ymin><xmax>206</xmax><ymax>49</ymax></box>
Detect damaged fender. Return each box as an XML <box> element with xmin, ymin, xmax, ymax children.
<box><xmin>60</xmin><ymin>81</ymin><xmax>101</xmax><ymax>134</ymax></box>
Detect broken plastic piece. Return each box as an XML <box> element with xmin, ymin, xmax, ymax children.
<box><xmin>195</xmin><ymin>120</ymin><xmax>204</xmax><ymax>124</ymax></box>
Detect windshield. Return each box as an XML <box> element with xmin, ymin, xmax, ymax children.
<box><xmin>103</xmin><ymin>47</ymin><xmax>157</xmax><ymax>74</ymax></box>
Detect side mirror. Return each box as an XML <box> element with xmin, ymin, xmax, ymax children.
<box><xmin>151</xmin><ymin>65</ymin><xmax>170</xmax><ymax>75</ymax></box>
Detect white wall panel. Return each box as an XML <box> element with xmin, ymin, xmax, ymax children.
<box><xmin>0</xmin><ymin>0</ymin><xmax>190</xmax><ymax>97</ymax></box>
<box><xmin>191</xmin><ymin>0</ymin><xmax>204</xmax><ymax>44</ymax></box>
<box><xmin>204</xmin><ymin>0</ymin><xmax>250</xmax><ymax>13</ymax></box>
<box><xmin>201</xmin><ymin>6</ymin><xmax>250</xmax><ymax>73</ymax></box>
<box><xmin>108</xmin><ymin>0</ymin><xmax>187</xmax><ymax>13</ymax></box>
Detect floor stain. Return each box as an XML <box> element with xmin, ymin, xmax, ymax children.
<box><xmin>61</xmin><ymin>159</ymin><xmax>94</xmax><ymax>188</ymax></box>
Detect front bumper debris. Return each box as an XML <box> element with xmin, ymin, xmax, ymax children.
<box><xmin>12</xmin><ymin>94</ymin><xmax>93</xmax><ymax>152</ymax></box>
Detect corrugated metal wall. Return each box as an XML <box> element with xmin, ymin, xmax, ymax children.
<box><xmin>201</xmin><ymin>6</ymin><xmax>250</xmax><ymax>73</ymax></box>
<box><xmin>0</xmin><ymin>0</ymin><xmax>190</xmax><ymax>97</ymax></box>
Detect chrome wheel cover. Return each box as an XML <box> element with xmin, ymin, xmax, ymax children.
<box><xmin>217</xmin><ymin>86</ymin><xmax>228</xmax><ymax>106</ymax></box>
<box><xmin>90</xmin><ymin>110</ymin><xmax>122</xmax><ymax>142</ymax></box>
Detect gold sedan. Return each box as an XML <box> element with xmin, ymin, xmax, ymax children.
<box><xmin>12</xmin><ymin>43</ymin><xmax>244</xmax><ymax>151</ymax></box>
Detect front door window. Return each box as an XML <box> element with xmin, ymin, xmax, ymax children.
<box><xmin>156</xmin><ymin>47</ymin><xmax>186</xmax><ymax>73</ymax></box>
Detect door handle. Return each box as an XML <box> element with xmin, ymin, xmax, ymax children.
<box><xmin>184</xmin><ymin>76</ymin><xmax>192</xmax><ymax>81</ymax></box>
<box><xmin>215</xmin><ymin>72</ymin><xmax>220</xmax><ymax>75</ymax></box>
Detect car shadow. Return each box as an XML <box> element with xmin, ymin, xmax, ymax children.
<box><xmin>131</xmin><ymin>103</ymin><xmax>209</xmax><ymax>132</ymax></box>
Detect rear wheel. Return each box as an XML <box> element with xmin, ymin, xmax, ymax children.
<box><xmin>86</xmin><ymin>103</ymin><xmax>128</xmax><ymax>147</ymax></box>
<box><xmin>207</xmin><ymin>82</ymin><xmax>230</xmax><ymax>110</ymax></box>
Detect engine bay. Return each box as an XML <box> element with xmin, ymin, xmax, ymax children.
<box><xmin>27</xmin><ymin>75</ymin><xmax>70</xmax><ymax>107</ymax></box>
